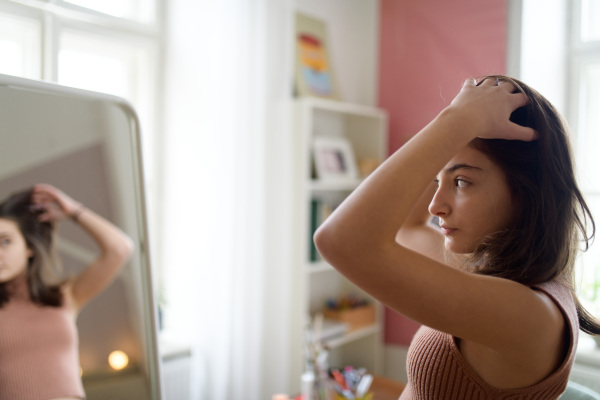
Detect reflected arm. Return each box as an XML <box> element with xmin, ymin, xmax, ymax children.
<box><xmin>32</xmin><ymin>184</ymin><xmax>134</xmax><ymax>311</ymax></box>
<box><xmin>66</xmin><ymin>206</ymin><xmax>134</xmax><ymax>310</ymax></box>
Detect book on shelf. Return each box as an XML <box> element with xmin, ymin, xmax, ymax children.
<box><xmin>309</xmin><ymin>198</ymin><xmax>334</xmax><ymax>262</ymax></box>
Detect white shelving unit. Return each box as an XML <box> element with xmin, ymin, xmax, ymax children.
<box><xmin>289</xmin><ymin>97</ymin><xmax>388</xmax><ymax>394</ymax></box>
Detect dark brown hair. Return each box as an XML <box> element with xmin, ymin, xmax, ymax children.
<box><xmin>468</xmin><ymin>75</ymin><xmax>599</xmax><ymax>334</ymax></box>
<box><xmin>0</xmin><ymin>188</ymin><xmax>63</xmax><ymax>307</ymax></box>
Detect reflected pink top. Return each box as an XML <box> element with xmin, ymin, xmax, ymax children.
<box><xmin>400</xmin><ymin>281</ymin><xmax>578</xmax><ymax>400</ymax></box>
<box><xmin>0</xmin><ymin>275</ymin><xmax>85</xmax><ymax>400</ymax></box>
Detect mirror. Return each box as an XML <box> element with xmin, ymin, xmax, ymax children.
<box><xmin>0</xmin><ymin>73</ymin><xmax>162</xmax><ymax>399</ymax></box>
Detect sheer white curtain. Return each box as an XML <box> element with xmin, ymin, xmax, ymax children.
<box><xmin>161</xmin><ymin>0</ymin><xmax>295</xmax><ymax>399</ymax></box>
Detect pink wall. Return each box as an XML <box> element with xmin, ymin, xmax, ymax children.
<box><xmin>378</xmin><ymin>0</ymin><xmax>508</xmax><ymax>346</ymax></box>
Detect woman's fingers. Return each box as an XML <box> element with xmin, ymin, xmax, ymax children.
<box><xmin>505</xmin><ymin>123</ymin><xmax>539</xmax><ymax>141</ymax></box>
<box><xmin>478</xmin><ymin>76</ymin><xmax>499</xmax><ymax>87</ymax></box>
<box><xmin>510</xmin><ymin>91</ymin><xmax>530</xmax><ymax>108</ymax></box>
<box><xmin>462</xmin><ymin>77</ymin><xmax>478</xmax><ymax>89</ymax></box>
<box><xmin>451</xmin><ymin>77</ymin><xmax>537</xmax><ymax>142</ymax></box>
<box><xmin>30</xmin><ymin>184</ymin><xmax>75</xmax><ymax>221</ymax></box>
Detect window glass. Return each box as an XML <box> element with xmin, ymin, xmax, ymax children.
<box><xmin>0</xmin><ymin>13</ymin><xmax>41</xmax><ymax>79</ymax></box>
<box><xmin>575</xmin><ymin>62</ymin><xmax>600</xmax><ymax>193</ymax></box>
<box><xmin>580</xmin><ymin>0</ymin><xmax>600</xmax><ymax>42</ymax></box>
<box><xmin>58</xmin><ymin>30</ymin><xmax>156</xmax><ymax>179</ymax></box>
<box><xmin>61</xmin><ymin>0</ymin><xmax>155</xmax><ymax>23</ymax></box>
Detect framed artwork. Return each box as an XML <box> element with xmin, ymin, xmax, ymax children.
<box><xmin>313</xmin><ymin>136</ymin><xmax>358</xmax><ymax>181</ymax></box>
<box><xmin>294</xmin><ymin>13</ymin><xmax>339</xmax><ymax>99</ymax></box>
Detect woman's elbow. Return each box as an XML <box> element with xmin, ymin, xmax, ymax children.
<box><xmin>313</xmin><ymin>224</ymin><xmax>328</xmax><ymax>254</ymax></box>
<box><xmin>122</xmin><ymin>236</ymin><xmax>135</xmax><ymax>259</ymax></box>
<box><xmin>313</xmin><ymin>222</ymin><xmax>343</xmax><ymax>263</ymax></box>
<box><xmin>113</xmin><ymin>235</ymin><xmax>135</xmax><ymax>266</ymax></box>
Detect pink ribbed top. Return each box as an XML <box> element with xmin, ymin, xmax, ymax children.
<box><xmin>0</xmin><ymin>275</ymin><xmax>85</xmax><ymax>400</ymax></box>
<box><xmin>400</xmin><ymin>281</ymin><xmax>578</xmax><ymax>400</ymax></box>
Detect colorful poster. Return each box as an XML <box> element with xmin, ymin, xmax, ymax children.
<box><xmin>295</xmin><ymin>13</ymin><xmax>339</xmax><ymax>99</ymax></box>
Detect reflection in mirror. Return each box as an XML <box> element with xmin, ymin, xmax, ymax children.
<box><xmin>0</xmin><ymin>74</ymin><xmax>162</xmax><ymax>399</ymax></box>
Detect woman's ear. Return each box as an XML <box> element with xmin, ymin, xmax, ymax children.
<box><xmin>27</xmin><ymin>248</ymin><xmax>34</xmax><ymax>259</ymax></box>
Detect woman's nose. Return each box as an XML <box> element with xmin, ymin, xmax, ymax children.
<box><xmin>428</xmin><ymin>186</ymin><xmax>451</xmax><ymax>217</ymax></box>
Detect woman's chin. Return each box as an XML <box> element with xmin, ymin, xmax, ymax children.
<box><xmin>444</xmin><ymin>239</ymin><xmax>476</xmax><ymax>255</ymax></box>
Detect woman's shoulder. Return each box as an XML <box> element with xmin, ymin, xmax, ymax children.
<box><xmin>531</xmin><ymin>280</ymin><xmax>578</xmax><ymax>327</ymax></box>
<box><xmin>455</xmin><ymin>279</ymin><xmax>574</xmax><ymax>389</ymax></box>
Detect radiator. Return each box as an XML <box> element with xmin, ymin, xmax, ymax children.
<box><xmin>161</xmin><ymin>344</ymin><xmax>192</xmax><ymax>400</ymax></box>
<box><xmin>570</xmin><ymin>364</ymin><xmax>600</xmax><ymax>393</ymax></box>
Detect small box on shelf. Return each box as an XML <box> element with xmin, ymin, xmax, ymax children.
<box><xmin>323</xmin><ymin>304</ymin><xmax>376</xmax><ymax>332</ymax></box>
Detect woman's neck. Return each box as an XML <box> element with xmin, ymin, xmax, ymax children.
<box><xmin>6</xmin><ymin>271</ymin><xmax>30</xmax><ymax>300</ymax></box>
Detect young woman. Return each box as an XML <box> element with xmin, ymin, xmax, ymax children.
<box><xmin>314</xmin><ymin>76</ymin><xmax>599</xmax><ymax>399</ymax></box>
<box><xmin>0</xmin><ymin>183</ymin><xmax>133</xmax><ymax>400</ymax></box>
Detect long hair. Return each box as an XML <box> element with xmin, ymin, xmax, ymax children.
<box><xmin>469</xmin><ymin>75</ymin><xmax>599</xmax><ymax>334</ymax></box>
<box><xmin>0</xmin><ymin>188</ymin><xmax>63</xmax><ymax>307</ymax></box>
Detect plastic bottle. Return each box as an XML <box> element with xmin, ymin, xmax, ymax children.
<box><xmin>301</xmin><ymin>369</ymin><xmax>315</xmax><ymax>400</ymax></box>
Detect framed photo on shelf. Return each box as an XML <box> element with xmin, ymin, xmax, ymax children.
<box><xmin>313</xmin><ymin>136</ymin><xmax>358</xmax><ymax>181</ymax></box>
<box><xmin>294</xmin><ymin>12</ymin><xmax>339</xmax><ymax>99</ymax></box>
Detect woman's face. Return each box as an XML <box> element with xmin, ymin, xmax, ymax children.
<box><xmin>0</xmin><ymin>218</ymin><xmax>32</xmax><ymax>283</ymax></box>
<box><xmin>428</xmin><ymin>146</ymin><xmax>514</xmax><ymax>254</ymax></box>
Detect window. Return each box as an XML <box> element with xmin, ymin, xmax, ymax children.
<box><xmin>57</xmin><ymin>28</ymin><xmax>157</xmax><ymax>169</ymax></box>
<box><xmin>570</xmin><ymin>0</ymin><xmax>600</xmax><ymax>315</ymax></box>
<box><xmin>580</xmin><ymin>0</ymin><xmax>600</xmax><ymax>42</ymax></box>
<box><xmin>0</xmin><ymin>0</ymin><xmax>160</xmax><ymax>178</ymax></box>
<box><xmin>0</xmin><ymin>11</ymin><xmax>41</xmax><ymax>79</ymax></box>
<box><xmin>0</xmin><ymin>0</ymin><xmax>162</xmax><ymax>281</ymax></box>
<box><xmin>62</xmin><ymin>0</ymin><xmax>155</xmax><ymax>23</ymax></box>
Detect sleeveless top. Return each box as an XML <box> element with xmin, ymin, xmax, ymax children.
<box><xmin>400</xmin><ymin>281</ymin><xmax>578</xmax><ymax>400</ymax></box>
<box><xmin>0</xmin><ymin>275</ymin><xmax>85</xmax><ymax>400</ymax></box>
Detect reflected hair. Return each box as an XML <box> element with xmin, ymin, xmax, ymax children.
<box><xmin>0</xmin><ymin>188</ymin><xmax>63</xmax><ymax>308</ymax></box>
<box><xmin>468</xmin><ymin>75</ymin><xmax>599</xmax><ymax>334</ymax></box>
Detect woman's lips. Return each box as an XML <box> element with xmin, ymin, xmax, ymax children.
<box><xmin>440</xmin><ymin>225</ymin><xmax>457</xmax><ymax>235</ymax></box>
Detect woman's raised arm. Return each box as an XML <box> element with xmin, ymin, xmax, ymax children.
<box><xmin>31</xmin><ymin>183</ymin><xmax>134</xmax><ymax>311</ymax></box>
<box><xmin>313</xmin><ymin>78</ymin><xmax>551</xmax><ymax>356</ymax></box>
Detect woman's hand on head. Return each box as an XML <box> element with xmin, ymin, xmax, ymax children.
<box><xmin>31</xmin><ymin>184</ymin><xmax>81</xmax><ymax>222</ymax></box>
<box><xmin>446</xmin><ymin>77</ymin><xmax>538</xmax><ymax>142</ymax></box>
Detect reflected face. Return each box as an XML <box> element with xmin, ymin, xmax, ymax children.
<box><xmin>0</xmin><ymin>218</ymin><xmax>32</xmax><ymax>283</ymax></box>
<box><xmin>428</xmin><ymin>146</ymin><xmax>514</xmax><ymax>254</ymax></box>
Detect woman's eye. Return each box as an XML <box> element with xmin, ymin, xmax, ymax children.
<box><xmin>0</xmin><ymin>238</ymin><xmax>10</xmax><ymax>246</ymax></box>
<box><xmin>455</xmin><ymin>179</ymin><xmax>469</xmax><ymax>188</ymax></box>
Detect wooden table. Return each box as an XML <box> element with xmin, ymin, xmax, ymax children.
<box><xmin>370</xmin><ymin>375</ymin><xmax>406</xmax><ymax>400</ymax></box>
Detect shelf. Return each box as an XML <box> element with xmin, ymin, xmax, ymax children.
<box><xmin>290</xmin><ymin>98</ymin><xmax>388</xmax><ymax>392</ymax></box>
<box><xmin>324</xmin><ymin>324</ymin><xmax>380</xmax><ymax>349</ymax></box>
<box><xmin>297</xmin><ymin>97</ymin><xmax>386</xmax><ymax>118</ymax></box>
